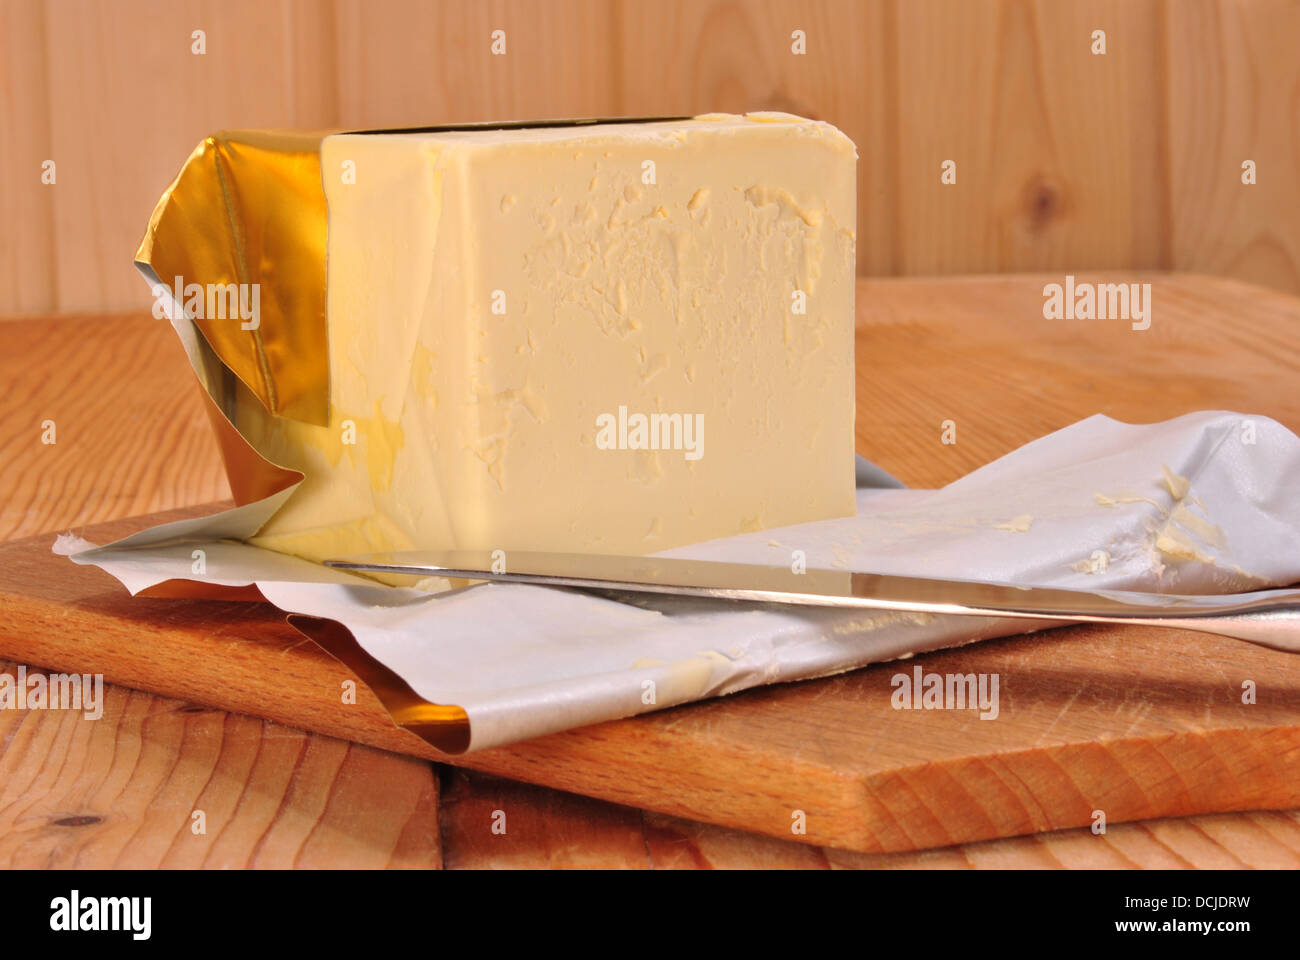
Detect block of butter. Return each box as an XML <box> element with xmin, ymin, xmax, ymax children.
<box><xmin>229</xmin><ymin>112</ymin><xmax>857</xmax><ymax>562</ymax></box>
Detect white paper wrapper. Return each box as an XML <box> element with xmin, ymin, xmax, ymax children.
<box><xmin>59</xmin><ymin>410</ymin><xmax>1300</xmax><ymax>752</ymax></box>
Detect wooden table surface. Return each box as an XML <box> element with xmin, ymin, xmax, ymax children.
<box><xmin>3</xmin><ymin>273</ymin><xmax>1299</xmax><ymax>869</ymax></box>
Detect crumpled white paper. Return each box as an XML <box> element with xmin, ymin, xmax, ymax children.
<box><xmin>61</xmin><ymin>410</ymin><xmax>1300</xmax><ymax>752</ymax></box>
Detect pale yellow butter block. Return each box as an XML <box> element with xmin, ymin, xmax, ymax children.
<box><xmin>238</xmin><ymin>112</ymin><xmax>857</xmax><ymax>562</ymax></box>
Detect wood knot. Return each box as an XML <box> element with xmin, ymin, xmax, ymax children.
<box><xmin>1022</xmin><ymin>175</ymin><xmax>1066</xmax><ymax>232</ymax></box>
<box><xmin>177</xmin><ymin>704</ymin><xmax>209</xmax><ymax>714</ymax></box>
<box><xmin>52</xmin><ymin>814</ymin><xmax>102</xmax><ymax>827</ymax></box>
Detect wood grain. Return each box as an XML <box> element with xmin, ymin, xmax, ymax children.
<box><xmin>0</xmin><ymin>660</ymin><xmax>441</xmax><ymax>868</ymax></box>
<box><xmin>440</xmin><ymin>770</ymin><xmax>1300</xmax><ymax>869</ymax></box>
<box><xmin>827</xmin><ymin>809</ymin><xmax>1300</xmax><ymax>869</ymax></box>
<box><xmin>0</xmin><ymin>0</ymin><xmax>56</xmax><ymax>314</ymax></box>
<box><xmin>3</xmin><ymin>0</ymin><xmax>1300</xmax><ymax>317</ymax></box>
<box><xmin>35</xmin><ymin>0</ymin><xmax>341</xmax><ymax>314</ymax></box>
<box><xmin>856</xmin><ymin>272</ymin><xmax>1300</xmax><ymax>485</ymax></box>
<box><xmin>892</xmin><ymin>0</ymin><xmax>1170</xmax><ymax>276</ymax></box>
<box><xmin>0</xmin><ymin>312</ymin><xmax>442</xmax><ymax>871</ymax></box>
<box><xmin>1165</xmin><ymin>0</ymin><xmax>1300</xmax><ymax>294</ymax></box>
<box><xmin>333</xmin><ymin>0</ymin><xmax>619</xmax><ymax>128</ymax></box>
<box><xmin>0</xmin><ymin>313</ymin><xmax>229</xmax><ymax>542</ymax></box>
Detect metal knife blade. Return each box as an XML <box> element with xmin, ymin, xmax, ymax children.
<box><xmin>323</xmin><ymin>549</ymin><xmax>1300</xmax><ymax>652</ymax></box>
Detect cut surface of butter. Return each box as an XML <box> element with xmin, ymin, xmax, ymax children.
<box><xmin>238</xmin><ymin>112</ymin><xmax>858</xmax><ymax>563</ymax></box>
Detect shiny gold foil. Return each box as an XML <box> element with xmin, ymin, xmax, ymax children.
<box><xmin>137</xmin><ymin>130</ymin><xmax>332</xmax><ymax>425</ymax></box>
<box><xmin>134</xmin><ymin>127</ymin><xmax>475</xmax><ymax>749</ymax></box>
<box><xmin>196</xmin><ymin>378</ymin><xmax>302</xmax><ymax>507</ymax></box>
<box><xmin>286</xmin><ymin>615</ymin><xmax>470</xmax><ymax>754</ymax></box>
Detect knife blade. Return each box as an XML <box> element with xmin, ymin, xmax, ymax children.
<box><xmin>323</xmin><ymin>549</ymin><xmax>1300</xmax><ymax>652</ymax></box>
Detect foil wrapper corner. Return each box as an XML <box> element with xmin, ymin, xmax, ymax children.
<box><xmin>136</xmin><ymin>129</ymin><xmax>331</xmax><ymax>427</ymax></box>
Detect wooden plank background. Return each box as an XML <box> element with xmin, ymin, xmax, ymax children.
<box><xmin>1</xmin><ymin>0</ymin><xmax>1297</xmax><ymax>317</ymax></box>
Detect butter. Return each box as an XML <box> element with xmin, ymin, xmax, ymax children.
<box><xmin>239</xmin><ymin>113</ymin><xmax>858</xmax><ymax>562</ymax></box>
<box><xmin>1160</xmin><ymin>464</ymin><xmax>1191</xmax><ymax>501</ymax></box>
<box><xmin>994</xmin><ymin>514</ymin><xmax>1034</xmax><ymax>533</ymax></box>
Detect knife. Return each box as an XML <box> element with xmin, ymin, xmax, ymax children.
<box><xmin>324</xmin><ymin>549</ymin><xmax>1300</xmax><ymax>652</ymax></box>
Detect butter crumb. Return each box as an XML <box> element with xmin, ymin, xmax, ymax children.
<box><xmin>1071</xmin><ymin>550</ymin><xmax>1110</xmax><ymax>574</ymax></box>
<box><xmin>51</xmin><ymin>532</ymin><xmax>93</xmax><ymax>556</ymax></box>
<box><xmin>1171</xmin><ymin>502</ymin><xmax>1225</xmax><ymax>548</ymax></box>
<box><xmin>1095</xmin><ymin>491</ymin><xmax>1167</xmax><ymax>514</ymax></box>
<box><xmin>743</xmin><ymin>185</ymin><xmax>822</xmax><ymax>227</ymax></box>
<box><xmin>1161</xmin><ymin>464</ymin><xmax>1191</xmax><ymax>500</ymax></box>
<box><xmin>1155</xmin><ymin>526</ymin><xmax>1216</xmax><ymax>565</ymax></box>
<box><xmin>995</xmin><ymin>515</ymin><xmax>1034</xmax><ymax>533</ymax></box>
<box><xmin>409</xmin><ymin>576</ymin><xmax>454</xmax><ymax>594</ymax></box>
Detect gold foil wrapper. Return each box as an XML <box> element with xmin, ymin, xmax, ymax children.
<box><xmin>137</xmin><ymin>130</ymin><xmax>331</xmax><ymax>425</ymax></box>
<box><xmin>136</xmin><ymin>126</ymin><xmax>467</xmax><ymax>749</ymax></box>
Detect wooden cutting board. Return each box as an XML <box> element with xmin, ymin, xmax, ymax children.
<box><xmin>2</xmin><ymin>274</ymin><xmax>1299</xmax><ymax>855</ymax></box>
